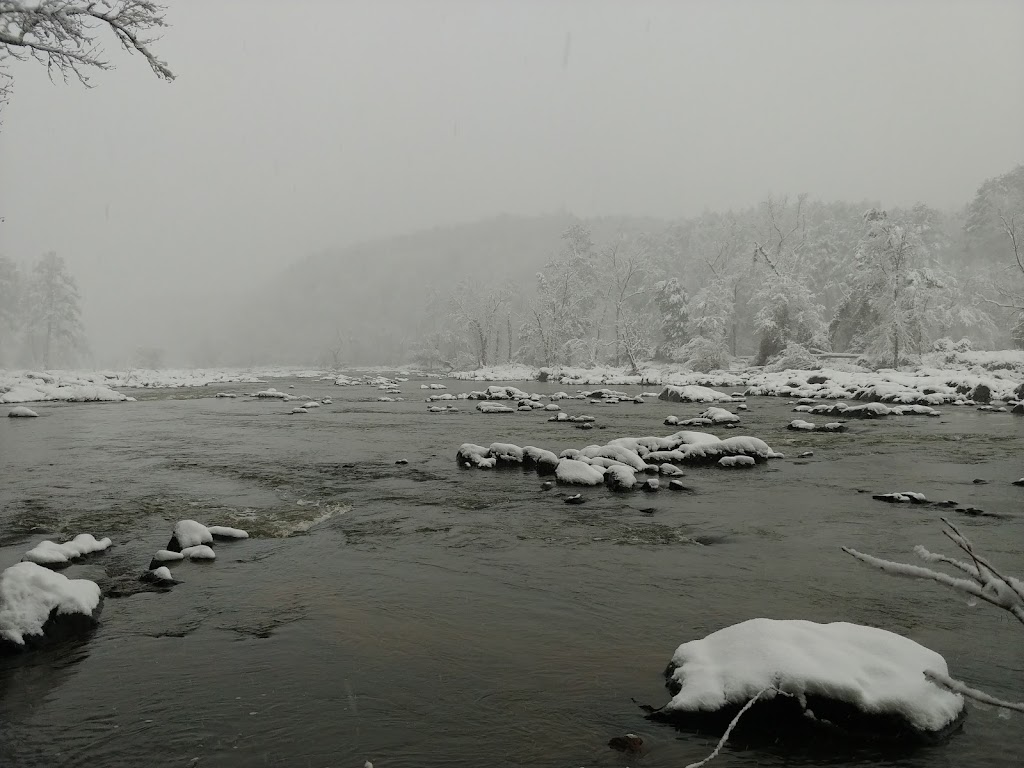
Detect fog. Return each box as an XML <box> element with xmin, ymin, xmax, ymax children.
<box><xmin>1</xmin><ymin>0</ymin><xmax>1022</xmax><ymax>366</ymax></box>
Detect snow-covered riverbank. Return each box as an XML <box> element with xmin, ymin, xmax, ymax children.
<box><xmin>451</xmin><ymin>350</ymin><xmax>1024</xmax><ymax>405</ymax></box>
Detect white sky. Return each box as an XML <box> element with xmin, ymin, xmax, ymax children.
<box><xmin>1</xmin><ymin>0</ymin><xmax>1022</xmax><ymax>362</ymax></box>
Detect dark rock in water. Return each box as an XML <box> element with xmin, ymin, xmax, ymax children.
<box><xmin>970</xmin><ymin>383</ymin><xmax>991</xmax><ymax>404</ymax></box>
<box><xmin>395</xmin><ymin>459</ymin><xmax>409</xmax><ymax>465</ymax></box>
<box><xmin>873</xmin><ymin>492</ymin><xmax>928</xmax><ymax>504</ymax></box>
<box><xmin>1015</xmin><ymin>381</ymin><xmax>1024</xmax><ymax>400</ymax></box>
<box><xmin>608</xmin><ymin>733</ymin><xmax>643</xmax><ymax>753</ymax></box>
<box><xmin>935</xmin><ymin>500</ymin><xmax>958</xmax><ymax>508</ymax></box>
<box><xmin>540</xmin><ymin>481</ymin><xmax>554</xmax><ymax>491</ymax></box>
<box><xmin>564</xmin><ymin>494</ymin><xmax>585</xmax><ymax>505</ymax></box>
<box><xmin>807</xmin><ymin>374</ymin><xmax>830</xmax><ymax>385</ymax></box>
<box><xmin>723</xmin><ymin>423</ymin><xmax>738</xmax><ymax>429</ymax></box>
<box><xmin>0</xmin><ymin>601</ymin><xmax>103</xmax><ymax>654</ymax></box>
<box><xmin>955</xmin><ymin>506</ymin><xmax>1004</xmax><ymax>518</ymax></box>
<box><xmin>798</xmin><ymin>451</ymin><xmax>814</xmax><ymax>458</ymax></box>
<box><xmin>639</xmin><ymin>507</ymin><xmax>657</xmax><ymax>514</ymax></box>
<box><xmin>575</xmin><ymin>423</ymin><xmax>594</xmax><ymax>430</ymax></box>
<box><xmin>972</xmin><ymin>478</ymin><xmax>987</xmax><ymax>484</ymax></box>
<box><xmin>1011</xmin><ymin>402</ymin><xmax>1024</xmax><ymax>414</ymax></box>
<box><xmin>641</xmin><ymin>478</ymin><xmax>660</xmax><ymax>492</ymax></box>
<box><xmin>1014</xmin><ymin>478</ymin><xmax>1024</xmax><ymax>487</ymax></box>
<box><xmin>668</xmin><ymin>479</ymin><xmax>689</xmax><ymax>491</ymax></box>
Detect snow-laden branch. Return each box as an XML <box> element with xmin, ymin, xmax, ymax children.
<box><xmin>845</xmin><ymin>519</ymin><xmax>1023</xmax><ymax>715</ymax></box>
<box><xmin>924</xmin><ymin>670</ymin><xmax>1024</xmax><ymax>714</ymax></box>
<box><xmin>0</xmin><ymin>0</ymin><xmax>173</xmax><ymax>110</ymax></box>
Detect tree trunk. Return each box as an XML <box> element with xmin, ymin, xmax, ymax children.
<box><xmin>43</xmin><ymin>318</ymin><xmax>52</xmax><ymax>369</ymax></box>
<box><xmin>507</xmin><ymin>315</ymin><xmax>513</xmax><ymax>362</ymax></box>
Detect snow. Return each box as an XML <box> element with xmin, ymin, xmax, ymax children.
<box><xmin>664</xmin><ymin>618</ymin><xmax>964</xmax><ymax>734</ymax></box>
<box><xmin>698</xmin><ymin>407</ymin><xmax>740</xmax><ymax>423</ymax></box>
<box><xmin>208</xmin><ymin>526</ymin><xmax>249</xmax><ymax>540</ymax></box>
<box><xmin>718</xmin><ymin>455</ymin><xmax>756</xmax><ymax>467</ymax></box>
<box><xmin>148</xmin><ymin>566</ymin><xmax>175</xmax><ymax>582</ymax></box>
<box><xmin>0</xmin><ymin>371</ymin><xmax>131</xmax><ymax>404</ymax></box>
<box><xmin>181</xmin><ymin>545</ymin><xmax>216</xmax><ymax>561</ymax></box>
<box><xmin>555</xmin><ymin>459</ymin><xmax>606</xmax><ymax>485</ymax></box>
<box><xmin>23</xmin><ymin>534</ymin><xmax>112</xmax><ymax>566</ymax></box>
<box><xmin>7</xmin><ymin>406</ymin><xmax>39</xmax><ymax>417</ymax></box>
<box><xmin>152</xmin><ymin>549</ymin><xmax>185</xmax><ymax>562</ymax></box>
<box><xmin>488</xmin><ymin>443</ymin><xmax>524</xmax><ymax>464</ymax></box>
<box><xmin>658</xmin><ymin>385</ymin><xmax>734</xmax><ymax>403</ymax></box>
<box><xmin>0</xmin><ymin>562</ymin><xmax>102</xmax><ymax>646</ymax></box>
<box><xmin>172</xmin><ymin>520</ymin><xmax>213</xmax><ymax>549</ymax></box>
<box><xmin>604</xmin><ymin>464</ymin><xmax>638</xmax><ymax>490</ymax></box>
<box><xmin>476</xmin><ymin>403</ymin><xmax>516</xmax><ymax>413</ymax></box>
<box><xmin>290</xmin><ymin>407</ymin><xmax>309</xmax><ymax>413</ymax></box>
<box><xmin>457</xmin><ymin>443</ymin><xmax>496</xmax><ymax>468</ymax></box>
<box><xmin>789</xmin><ymin>419</ymin><xmax>817</xmax><ymax>431</ymax></box>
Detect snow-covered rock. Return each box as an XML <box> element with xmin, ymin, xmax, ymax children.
<box><xmin>0</xmin><ymin>562</ymin><xmax>102</xmax><ymax>650</ymax></box>
<box><xmin>662</xmin><ymin>618</ymin><xmax>964</xmax><ymax>736</ymax></box>
<box><xmin>140</xmin><ymin>566</ymin><xmax>178</xmax><ymax>585</ymax></box>
<box><xmin>476</xmin><ymin>403</ymin><xmax>516</xmax><ymax>414</ymax></box>
<box><xmin>658</xmin><ymin>385</ymin><xmax>733</xmax><ymax>404</ymax></box>
<box><xmin>23</xmin><ymin>534</ymin><xmax>112</xmax><ymax>567</ymax></box>
<box><xmin>457</xmin><ymin>443</ymin><xmax>496</xmax><ymax>468</ymax></box>
<box><xmin>208</xmin><ymin>526</ymin><xmax>249</xmax><ymax>540</ymax></box>
<box><xmin>181</xmin><ymin>545</ymin><xmax>216</xmax><ymax>561</ymax></box>
<box><xmin>7</xmin><ymin>406</ymin><xmax>39</xmax><ymax>418</ymax></box>
<box><xmin>698</xmin><ymin>407</ymin><xmax>740</xmax><ymax>423</ymax></box>
<box><xmin>873</xmin><ymin>492</ymin><xmax>928</xmax><ymax>504</ymax></box>
<box><xmin>488</xmin><ymin>443</ymin><xmax>524</xmax><ymax>465</ymax></box>
<box><xmin>167</xmin><ymin>520</ymin><xmax>213</xmax><ymax>552</ymax></box>
<box><xmin>523</xmin><ymin>446</ymin><xmax>560</xmax><ymax>474</ymax></box>
<box><xmin>718</xmin><ymin>455</ymin><xmax>756</xmax><ymax>468</ymax></box>
<box><xmin>555</xmin><ymin>459</ymin><xmax>606</xmax><ymax>485</ymax></box>
<box><xmin>604</xmin><ymin>464</ymin><xmax>638</xmax><ymax>491</ymax></box>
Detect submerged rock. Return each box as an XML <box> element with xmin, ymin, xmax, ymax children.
<box><xmin>608</xmin><ymin>734</ymin><xmax>643</xmax><ymax>753</ymax></box>
<box><xmin>564</xmin><ymin>494</ymin><xmax>585</xmax><ymax>505</ymax></box>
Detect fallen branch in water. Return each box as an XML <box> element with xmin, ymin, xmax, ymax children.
<box><xmin>684</xmin><ymin>686</ymin><xmax>776</xmax><ymax>768</ymax></box>
<box><xmin>844</xmin><ymin>518</ymin><xmax>1023</xmax><ymax>714</ymax></box>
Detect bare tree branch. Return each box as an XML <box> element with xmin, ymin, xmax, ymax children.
<box><xmin>0</xmin><ymin>0</ymin><xmax>173</xmax><ymax>111</ymax></box>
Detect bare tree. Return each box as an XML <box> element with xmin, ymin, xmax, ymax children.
<box><xmin>0</xmin><ymin>0</ymin><xmax>174</xmax><ymax>112</ymax></box>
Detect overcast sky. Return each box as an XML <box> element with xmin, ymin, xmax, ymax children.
<box><xmin>1</xmin><ymin>0</ymin><xmax>1022</xmax><ymax>361</ymax></box>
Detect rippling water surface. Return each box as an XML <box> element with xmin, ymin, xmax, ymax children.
<box><xmin>1</xmin><ymin>377</ymin><xmax>1022</xmax><ymax>768</ymax></box>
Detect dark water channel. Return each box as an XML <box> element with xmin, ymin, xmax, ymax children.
<box><xmin>1</xmin><ymin>376</ymin><xmax>1022</xmax><ymax>768</ymax></box>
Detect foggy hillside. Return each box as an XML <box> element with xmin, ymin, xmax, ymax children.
<box><xmin>223</xmin><ymin>213</ymin><xmax>668</xmax><ymax>366</ymax></box>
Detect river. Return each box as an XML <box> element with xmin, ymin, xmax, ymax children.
<box><xmin>1</xmin><ymin>376</ymin><xmax>1021</xmax><ymax>768</ymax></box>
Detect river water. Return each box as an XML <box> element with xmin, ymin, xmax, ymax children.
<box><xmin>1</xmin><ymin>376</ymin><xmax>1021</xmax><ymax>768</ymax></box>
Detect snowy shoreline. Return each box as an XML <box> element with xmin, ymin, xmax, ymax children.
<box><xmin>450</xmin><ymin>351</ymin><xmax>1024</xmax><ymax>405</ymax></box>
<box><xmin>3</xmin><ymin>351</ymin><xmax>1023</xmax><ymax>406</ymax></box>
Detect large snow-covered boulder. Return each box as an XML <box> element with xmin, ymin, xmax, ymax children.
<box><xmin>604</xmin><ymin>464</ymin><xmax>638</xmax><ymax>491</ymax></box>
<box><xmin>698</xmin><ymin>407</ymin><xmax>740</xmax><ymax>424</ymax></box>
<box><xmin>457</xmin><ymin>443</ymin><xmax>496</xmax><ymax>468</ymax></box>
<box><xmin>23</xmin><ymin>534</ymin><xmax>112</xmax><ymax>567</ymax></box>
<box><xmin>555</xmin><ymin>459</ymin><xmax>606</xmax><ymax>486</ymax></box>
<box><xmin>488</xmin><ymin>443</ymin><xmax>524</xmax><ymax>465</ymax></box>
<box><xmin>167</xmin><ymin>519</ymin><xmax>213</xmax><ymax>552</ymax></box>
<box><xmin>658</xmin><ymin>385</ymin><xmax>733</xmax><ymax>404</ymax></box>
<box><xmin>662</xmin><ymin>618</ymin><xmax>964</xmax><ymax>738</ymax></box>
<box><xmin>522</xmin><ymin>446</ymin><xmax>560</xmax><ymax>474</ymax></box>
<box><xmin>0</xmin><ymin>562</ymin><xmax>102</xmax><ymax>651</ymax></box>
<box><xmin>7</xmin><ymin>406</ymin><xmax>39</xmax><ymax>418</ymax></box>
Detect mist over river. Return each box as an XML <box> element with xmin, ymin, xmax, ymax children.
<box><xmin>1</xmin><ymin>376</ymin><xmax>1021</xmax><ymax>768</ymax></box>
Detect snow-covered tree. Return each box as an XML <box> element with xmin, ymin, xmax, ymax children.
<box><xmin>596</xmin><ymin>235</ymin><xmax>653</xmax><ymax>366</ymax></box>
<box><xmin>652</xmin><ymin>278</ymin><xmax>689</xmax><ymax>360</ymax></box>
<box><xmin>748</xmin><ymin>196</ymin><xmax>828</xmax><ymax>364</ymax></box>
<box><xmin>448</xmin><ymin>279</ymin><xmax>512</xmax><ymax>368</ymax></box>
<box><xmin>0</xmin><ymin>253</ymin><xmax>21</xmax><ymax>361</ymax></box>
<box><xmin>521</xmin><ymin>224</ymin><xmax>599</xmax><ymax>366</ymax></box>
<box><xmin>841</xmin><ymin>209</ymin><xmax>988</xmax><ymax>368</ymax></box>
<box><xmin>0</xmin><ymin>0</ymin><xmax>174</xmax><ymax>113</ymax></box>
<box><xmin>24</xmin><ymin>251</ymin><xmax>84</xmax><ymax>367</ymax></box>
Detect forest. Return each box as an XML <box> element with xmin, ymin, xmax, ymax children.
<box><xmin>408</xmin><ymin>164</ymin><xmax>1024</xmax><ymax>374</ymax></box>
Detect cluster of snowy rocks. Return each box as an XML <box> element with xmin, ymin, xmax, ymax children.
<box><xmin>457</xmin><ymin>428</ymin><xmax>782</xmax><ymax>493</ymax></box>
<box><xmin>452</xmin><ymin>363</ymin><xmax>1024</xmax><ymax>408</ymax></box>
<box><xmin>0</xmin><ymin>371</ymin><xmax>133</xmax><ymax>405</ymax></box>
<box><xmin>0</xmin><ymin>520</ymin><xmax>248</xmax><ymax>653</ymax></box>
